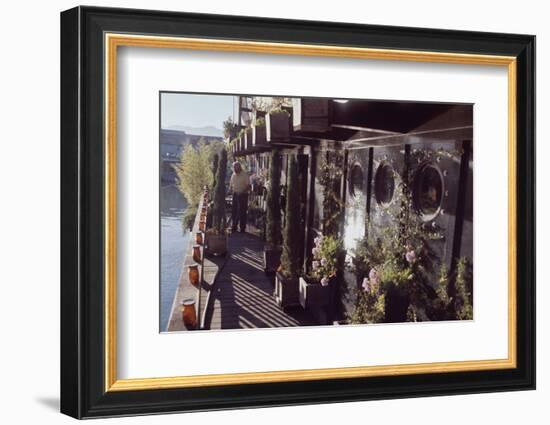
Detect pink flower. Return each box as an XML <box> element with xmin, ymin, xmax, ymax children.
<box><xmin>362</xmin><ymin>277</ymin><xmax>370</xmax><ymax>292</ymax></box>
<box><xmin>368</xmin><ymin>268</ymin><xmax>379</xmax><ymax>285</ymax></box>
<box><xmin>312</xmin><ymin>260</ymin><xmax>320</xmax><ymax>270</ymax></box>
<box><xmin>312</xmin><ymin>247</ymin><xmax>320</xmax><ymax>257</ymax></box>
<box><xmin>314</xmin><ymin>235</ymin><xmax>323</xmax><ymax>246</ymax></box>
<box><xmin>405</xmin><ymin>250</ymin><xmax>416</xmax><ymax>263</ymax></box>
<box><xmin>320</xmin><ymin>258</ymin><xmax>327</xmax><ymax>266</ymax></box>
<box><xmin>321</xmin><ymin>277</ymin><xmax>329</xmax><ymax>286</ymax></box>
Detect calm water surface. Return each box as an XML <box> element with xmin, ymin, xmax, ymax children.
<box><xmin>160</xmin><ymin>185</ymin><xmax>190</xmax><ymax>331</ymax></box>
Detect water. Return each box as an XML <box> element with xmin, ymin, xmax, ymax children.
<box><xmin>160</xmin><ymin>185</ymin><xmax>190</xmax><ymax>331</ymax></box>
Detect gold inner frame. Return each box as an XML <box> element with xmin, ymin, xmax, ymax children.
<box><xmin>104</xmin><ymin>33</ymin><xmax>517</xmax><ymax>392</ymax></box>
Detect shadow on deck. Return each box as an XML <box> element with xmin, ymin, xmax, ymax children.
<box><xmin>204</xmin><ymin>233</ymin><xmax>315</xmax><ymax>330</ymax></box>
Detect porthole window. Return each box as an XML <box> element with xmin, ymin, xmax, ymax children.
<box><xmin>348</xmin><ymin>163</ymin><xmax>364</xmax><ymax>198</ymax></box>
<box><xmin>413</xmin><ymin>164</ymin><xmax>444</xmax><ymax>220</ymax></box>
<box><xmin>374</xmin><ymin>162</ymin><xmax>395</xmax><ymax>206</ymax></box>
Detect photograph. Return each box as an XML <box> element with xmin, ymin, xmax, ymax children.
<box><xmin>160</xmin><ymin>93</ymin><xmax>474</xmax><ymax>332</ymax></box>
<box><xmin>58</xmin><ymin>5</ymin><xmax>536</xmax><ymax>419</ymax></box>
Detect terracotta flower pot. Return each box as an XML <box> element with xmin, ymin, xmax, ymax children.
<box><xmin>181</xmin><ymin>299</ymin><xmax>197</xmax><ymax>329</ymax></box>
<box><xmin>192</xmin><ymin>245</ymin><xmax>202</xmax><ymax>263</ymax></box>
<box><xmin>195</xmin><ymin>232</ymin><xmax>203</xmax><ymax>245</ymax></box>
<box><xmin>188</xmin><ymin>264</ymin><xmax>200</xmax><ymax>287</ymax></box>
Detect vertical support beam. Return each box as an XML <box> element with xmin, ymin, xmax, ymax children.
<box><xmin>340</xmin><ymin>149</ymin><xmax>349</xmax><ymax>239</ymax></box>
<box><xmin>450</xmin><ymin>140</ymin><xmax>472</xmax><ymax>277</ymax></box>
<box><xmin>297</xmin><ymin>153</ymin><xmax>309</xmax><ymax>271</ymax></box>
<box><xmin>365</xmin><ymin>147</ymin><xmax>374</xmax><ymax>238</ymax></box>
<box><xmin>303</xmin><ymin>146</ymin><xmax>317</xmax><ymax>273</ymax></box>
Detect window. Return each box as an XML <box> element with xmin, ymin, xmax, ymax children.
<box><xmin>374</xmin><ymin>162</ymin><xmax>395</xmax><ymax>206</ymax></box>
<box><xmin>348</xmin><ymin>163</ymin><xmax>364</xmax><ymax>198</ymax></box>
<box><xmin>413</xmin><ymin>164</ymin><xmax>444</xmax><ymax>220</ymax></box>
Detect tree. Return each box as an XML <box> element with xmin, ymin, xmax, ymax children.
<box><xmin>265</xmin><ymin>149</ymin><xmax>282</xmax><ymax>247</ymax></box>
<box><xmin>212</xmin><ymin>148</ymin><xmax>228</xmax><ymax>233</ymax></box>
<box><xmin>173</xmin><ymin>138</ymin><xmax>225</xmax><ymax>207</ymax></box>
<box><xmin>173</xmin><ymin>140</ymin><xmax>213</xmax><ymax>207</ymax></box>
<box><xmin>280</xmin><ymin>156</ymin><xmax>301</xmax><ymax>278</ymax></box>
<box><xmin>223</xmin><ymin>116</ymin><xmax>239</xmax><ymax>140</ymax></box>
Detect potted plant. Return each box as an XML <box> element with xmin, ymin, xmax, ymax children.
<box><xmin>275</xmin><ymin>156</ymin><xmax>301</xmax><ymax>309</ymax></box>
<box><xmin>266</xmin><ymin>108</ymin><xmax>291</xmax><ymax>142</ymax></box>
<box><xmin>263</xmin><ymin>149</ymin><xmax>282</xmax><ymax>274</ymax></box>
<box><xmin>299</xmin><ymin>234</ymin><xmax>342</xmax><ymax>309</ymax></box>
<box><xmin>237</xmin><ymin>130</ymin><xmax>245</xmax><ymax>153</ymax></box>
<box><xmin>253</xmin><ymin>117</ymin><xmax>268</xmax><ymax>147</ymax></box>
<box><xmin>205</xmin><ymin>148</ymin><xmax>228</xmax><ymax>256</ymax></box>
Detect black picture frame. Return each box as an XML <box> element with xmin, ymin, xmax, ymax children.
<box><xmin>61</xmin><ymin>6</ymin><xmax>535</xmax><ymax>419</ymax></box>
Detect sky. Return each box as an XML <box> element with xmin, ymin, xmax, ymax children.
<box><xmin>160</xmin><ymin>92</ymin><xmax>236</xmax><ymax>131</ymax></box>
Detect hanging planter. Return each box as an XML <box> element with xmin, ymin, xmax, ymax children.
<box><xmin>292</xmin><ymin>98</ymin><xmax>332</xmax><ymax>133</ymax></box>
<box><xmin>244</xmin><ymin>127</ymin><xmax>253</xmax><ymax>151</ymax></box>
<box><xmin>266</xmin><ymin>108</ymin><xmax>291</xmax><ymax>143</ymax></box>
<box><xmin>237</xmin><ymin>135</ymin><xmax>243</xmax><ymax>153</ymax></box>
<box><xmin>253</xmin><ymin>118</ymin><xmax>268</xmax><ymax>148</ymax></box>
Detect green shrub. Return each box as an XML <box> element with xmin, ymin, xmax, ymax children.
<box><xmin>212</xmin><ymin>149</ymin><xmax>227</xmax><ymax>233</ymax></box>
<box><xmin>265</xmin><ymin>149</ymin><xmax>282</xmax><ymax>247</ymax></box>
<box><xmin>211</xmin><ymin>153</ymin><xmax>219</xmax><ymax>192</ymax></box>
<box><xmin>280</xmin><ymin>156</ymin><xmax>301</xmax><ymax>278</ymax></box>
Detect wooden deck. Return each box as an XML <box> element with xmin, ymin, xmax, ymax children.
<box><xmin>204</xmin><ymin>232</ymin><xmax>314</xmax><ymax>329</ymax></box>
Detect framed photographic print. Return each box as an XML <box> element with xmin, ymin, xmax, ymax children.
<box><xmin>60</xmin><ymin>6</ymin><xmax>535</xmax><ymax>419</ymax></box>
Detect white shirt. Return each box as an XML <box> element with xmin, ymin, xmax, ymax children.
<box><xmin>230</xmin><ymin>172</ymin><xmax>250</xmax><ymax>194</ymax></box>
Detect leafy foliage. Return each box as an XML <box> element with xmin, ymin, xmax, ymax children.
<box><xmin>350</xmin><ymin>182</ymin><xmax>472</xmax><ymax>323</ymax></box>
<box><xmin>181</xmin><ymin>204</ymin><xmax>198</xmax><ymax>232</ymax></box>
<box><xmin>320</xmin><ymin>151</ymin><xmax>345</xmax><ymax>236</ymax></box>
<box><xmin>310</xmin><ymin>234</ymin><xmax>343</xmax><ymax>285</ymax></box>
<box><xmin>350</xmin><ymin>285</ymin><xmax>386</xmax><ymax>324</ymax></box>
<box><xmin>280</xmin><ymin>156</ymin><xmax>301</xmax><ymax>278</ymax></box>
<box><xmin>173</xmin><ymin>138</ymin><xmax>224</xmax><ymax>207</ymax></box>
<box><xmin>454</xmin><ymin>257</ymin><xmax>473</xmax><ymax>320</ymax></box>
<box><xmin>222</xmin><ymin>116</ymin><xmax>239</xmax><ymax>140</ymax></box>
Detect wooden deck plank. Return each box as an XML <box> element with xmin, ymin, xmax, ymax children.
<box><xmin>205</xmin><ymin>232</ymin><xmax>315</xmax><ymax>330</ymax></box>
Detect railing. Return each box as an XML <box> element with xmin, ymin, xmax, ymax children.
<box><xmin>165</xmin><ymin>188</ymin><xmax>209</xmax><ymax>331</ymax></box>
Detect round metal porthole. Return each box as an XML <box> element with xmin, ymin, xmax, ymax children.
<box><xmin>348</xmin><ymin>163</ymin><xmax>364</xmax><ymax>198</ymax></box>
<box><xmin>374</xmin><ymin>162</ymin><xmax>395</xmax><ymax>206</ymax></box>
<box><xmin>413</xmin><ymin>163</ymin><xmax>444</xmax><ymax>221</ymax></box>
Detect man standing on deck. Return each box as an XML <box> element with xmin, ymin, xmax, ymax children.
<box><xmin>229</xmin><ymin>161</ymin><xmax>251</xmax><ymax>233</ymax></box>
